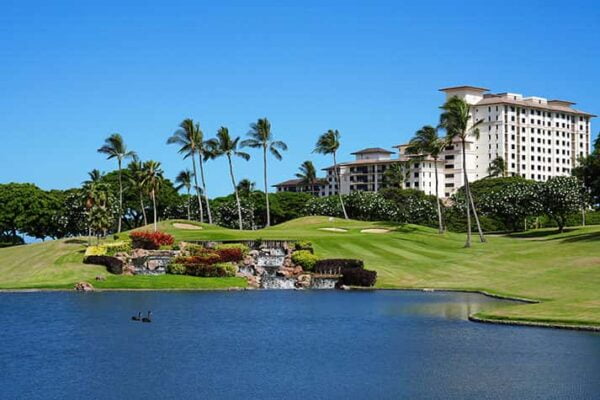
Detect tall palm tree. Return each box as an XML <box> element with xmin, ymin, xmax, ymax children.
<box><xmin>97</xmin><ymin>133</ymin><xmax>136</xmax><ymax>233</ymax></box>
<box><xmin>314</xmin><ymin>129</ymin><xmax>348</xmax><ymax>219</ymax></box>
<box><xmin>241</xmin><ymin>118</ymin><xmax>287</xmax><ymax>227</ymax></box>
<box><xmin>295</xmin><ymin>160</ymin><xmax>318</xmax><ymax>195</ymax></box>
<box><xmin>405</xmin><ymin>125</ymin><xmax>446</xmax><ymax>234</ymax></box>
<box><xmin>167</xmin><ymin>119</ymin><xmax>206</xmax><ymax>223</ymax></box>
<box><xmin>487</xmin><ymin>156</ymin><xmax>507</xmax><ymax>177</ymax></box>
<box><xmin>141</xmin><ymin>160</ymin><xmax>164</xmax><ymax>232</ymax></box>
<box><xmin>439</xmin><ymin>97</ymin><xmax>485</xmax><ymax>247</ymax></box>
<box><xmin>175</xmin><ymin>169</ymin><xmax>194</xmax><ymax>220</ymax></box>
<box><xmin>237</xmin><ymin>179</ymin><xmax>256</xmax><ymax>197</ymax></box>
<box><xmin>127</xmin><ymin>157</ymin><xmax>148</xmax><ymax>227</ymax></box>
<box><xmin>211</xmin><ymin>127</ymin><xmax>250</xmax><ymax>230</ymax></box>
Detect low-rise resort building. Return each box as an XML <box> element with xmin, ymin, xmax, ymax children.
<box><xmin>274</xmin><ymin>85</ymin><xmax>595</xmax><ymax>198</ymax></box>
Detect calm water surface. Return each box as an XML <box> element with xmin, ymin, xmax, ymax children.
<box><xmin>1</xmin><ymin>291</ymin><xmax>598</xmax><ymax>399</ymax></box>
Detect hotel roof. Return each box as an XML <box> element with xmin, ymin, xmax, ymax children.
<box><xmin>439</xmin><ymin>85</ymin><xmax>490</xmax><ymax>93</ymax></box>
<box><xmin>350</xmin><ymin>147</ymin><xmax>394</xmax><ymax>155</ymax></box>
<box><xmin>475</xmin><ymin>96</ymin><xmax>595</xmax><ymax>117</ymax></box>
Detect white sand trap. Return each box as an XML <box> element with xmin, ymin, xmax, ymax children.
<box><xmin>172</xmin><ymin>223</ymin><xmax>203</xmax><ymax>230</ymax></box>
<box><xmin>360</xmin><ymin>228</ymin><xmax>390</xmax><ymax>234</ymax></box>
<box><xmin>318</xmin><ymin>227</ymin><xmax>348</xmax><ymax>232</ymax></box>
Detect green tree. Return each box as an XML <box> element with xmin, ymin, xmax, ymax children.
<box><xmin>540</xmin><ymin>176</ymin><xmax>585</xmax><ymax>233</ymax></box>
<box><xmin>479</xmin><ymin>179</ymin><xmax>542</xmax><ymax>231</ymax></box>
<box><xmin>439</xmin><ymin>96</ymin><xmax>485</xmax><ymax>247</ymax></box>
<box><xmin>141</xmin><ymin>160</ymin><xmax>165</xmax><ymax>231</ymax></box>
<box><xmin>295</xmin><ymin>160</ymin><xmax>318</xmax><ymax>195</ymax></box>
<box><xmin>573</xmin><ymin>134</ymin><xmax>600</xmax><ymax>208</ymax></box>
<box><xmin>314</xmin><ymin>129</ymin><xmax>348</xmax><ymax>219</ymax></box>
<box><xmin>383</xmin><ymin>162</ymin><xmax>408</xmax><ymax>188</ymax></box>
<box><xmin>175</xmin><ymin>169</ymin><xmax>194</xmax><ymax>220</ymax></box>
<box><xmin>126</xmin><ymin>157</ymin><xmax>149</xmax><ymax>226</ymax></box>
<box><xmin>167</xmin><ymin>119</ymin><xmax>207</xmax><ymax>223</ymax></box>
<box><xmin>405</xmin><ymin>125</ymin><xmax>446</xmax><ymax>234</ymax></box>
<box><xmin>241</xmin><ymin>118</ymin><xmax>287</xmax><ymax>227</ymax></box>
<box><xmin>0</xmin><ymin>183</ymin><xmax>54</xmax><ymax>241</ymax></box>
<box><xmin>487</xmin><ymin>156</ymin><xmax>507</xmax><ymax>178</ymax></box>
<box><xmin>97</xmin><ymin>133</ymin><xmax>136</xmax><ymax>233</ymax></box>
<box><xmin>211</xmin><ymin>127</ymin><xmax>250</xmax><ymax>230</ymax></box>
<box><xmin>236</xmin><ymin>179</ymin><xmax>256</xmax><ymax>197</ymax></box>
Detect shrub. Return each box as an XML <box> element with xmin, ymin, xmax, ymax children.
<box><xmin>185</xmin><ymin>243</ymin><xmax>206</xmax><ymax>256</ymax></box>
<box><xmin>84</xmin><ymin>255</ymin><xmax>124</xmax><ymax>274</ymax></box>
<box><xmin>84</xmin><ymin>245</ymin><xmax>107</xmax><ymax>257</ymax></box>
<box><xmin>215</xmin><ymin>243</ymin><xmax>250</xmax><ymax>256</ymax></box>
<box><xmin>185</xmin><ymin>264</ymin><xmax>230</xmax><ymax>277</ymax></box>
<box><xmin>105</xmin><ymin>241</ymin><xmax>132</xmax><ymax>256</ymax></box>
<box><xmin>175</xmin><ymin>253</ymin><xmax>221</xmax><ymax>266</ymax></box>
<box><xmin>291</xmin><ymin>250</ymin><xmax>320</xmax><ymax>271</ymax></box>
<box><xmin>167</xmin><ymin>263</ymin><xmax>186</xmax><ymax>275</ymax></box>
<box><xmin>215</xmin><ymin>247</ymin><xmax>244</xmax><ymax>262</ymax></box>
<box><xmin>130</xmin><ymin>231</ymin><xmax>174</xmax><ymax>250</ymax></box>
<box><xmin>338</xmin><ymin>268</ymin><xmax>377</xmax><ymax>287</ymax></box>
<box><xmin>314</xmin><ymin>259</ymin><xmax>364</xmax><ymax>274</ymax></box>
<box><xmin>217</xmin><ymin>263</ymin><xmax>238</xmax><ymax>277</ymax></box>
<box><xmin>294</xmin><ymin>240</ymin><xmax>313</xmax><ymax>253</ymax></box>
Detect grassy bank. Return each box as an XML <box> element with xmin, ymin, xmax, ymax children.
<box><xmin>1</xmin><ymin>217</ymin><xmax>599</xmax><ymax>328</ymax></box>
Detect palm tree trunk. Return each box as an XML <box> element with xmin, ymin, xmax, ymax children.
<box><xmin>467</xmin><ymin>186</ymin><xmax>486</xmax><ymax>242</ymax></box>
<box><xmin>191</xmin><ymin>152</ymin><xmax>204</xmax><ymax>223</ymax></box>
<box><xmin>462</xmin><ymin>140</ymin><xmax>472</xmax><ymax>248</ymax></box>
<box><xmin>117</xmin><ymin>159</ymin><xmax>123</xmax><ymax>233</ymax></box>
<box><xmin>227</xmin><ymin>155</ymin><xmax>243</xmax><ymax>230</ymax></box>
<box><xmin>433</xmin><ymin>157</ymin><xmax>443</xmax><ymax>234</ymax></box>
<box><xmin>263</xmin><ymin>146</ymin><xmax>271</xmax><ymax>227</ymax></box>
<box><xmin>333</xmin><ymin>151</ymin><xmax>348</xmax><ymax>219</ymax></box>
<box><xmin>140</xmin><ymin>193</ymin><xmax>148</xmax><ymax>226</ymax></box>
<box><xmin>198</xmin><ymin>154</ymin><xmax>212</xmax><ymax>224</ymax></box>
<box><xmin>186</xmin><ymin>187</ymin><xmax>191</xmax><ymax>220</ymax></box>
<box><xmin>151</xmin><ymin>189</ymin><xmax>157</xmax><ymax>232</ymax></box>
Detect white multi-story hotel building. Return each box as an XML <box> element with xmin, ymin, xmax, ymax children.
<box><xmin>438</xmin><ymin>85</ymin><xmax>594</xmax><ymax>196</ymax></box>
<box><xmin>274</xmin><ymin>86</ymin><xmax>594</xmax><ymax>198</ymax></box>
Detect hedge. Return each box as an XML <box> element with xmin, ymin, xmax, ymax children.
<box><xmin>337</xmin><ymin>268</ymin><xmax>377</xmax><ymax>287</ymax></box>
<box><xmin>314</xmin><ymin>259</ymin><xmax>364</xmax><ymax>274</ymax></box>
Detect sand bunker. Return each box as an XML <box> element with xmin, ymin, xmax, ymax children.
<box><xmin>172</xmin><ymin>223</ymin><xmax>203</xmax><ymax>230</ymax></box>
<box><xmin>318</xmin><ymin>227</ymin><xmax>348</xmax><ymax>232</ymax></box>
<box><xmin>360</xmin><ymin>228</ymin><xmax>390</xmax><ymax>234</ymax></box>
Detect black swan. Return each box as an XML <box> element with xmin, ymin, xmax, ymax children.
<box><xmin>142</xmin><ymin>311</ymin><xmax>152</xmax><ymax>323</ymax></box>
<box><xmin>131</xmin><ymin>312</ymin><xmax>141</xmax><ymax>321</ymax></box>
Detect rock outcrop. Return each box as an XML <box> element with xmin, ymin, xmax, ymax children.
<box><xmin>74</xmin><ymin>282</ymin><xmax>94</xmax><ymax>292</ymax></box>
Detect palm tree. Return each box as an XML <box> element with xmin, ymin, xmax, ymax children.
<box><xmin>127</xmin><ymin>157</ymin><xmax>148</xmax><ymax>227</ymax></box>
<box><xmin>167</xmin><ymin>119</ymin><xmax>207</xmax><ymax>223</ymax></box>
<box><xmin>237</xmin><ymin>179</ymin><xmax>256</xmax><ymax>197</ymax></box>
<box><xmin>487</xmin><ymin>156</ymin><xmax>507</xmax><ymax>177</ymax></box>
<box><xmin>212</xmin><ymin>127</ymin><xmax>250</xmax><ymax>230</ymax></box>
<box><xmin>175</xmin><ymin>169</ymin><xmax>194</xmax><ymax>220</ymax></box>
<box><xmin>439</xmin><ymin>96</ymin><xmax>485</xmax><ymax>247</ymax></box>
<box><xmin>405</xmin><ymin>125</ymin><xmax>446</xmax><ymax>234</ymax></box>
<box><xmin>295</xmin><ymin>160</ymin><xmax>318</xmax><ymax>195</ymax></box>
<box><xmin>383</xmin><ymin>162</ymin><xmax>407</xmax><ymax>188</ymax></box>
<box><xmin>141</xmin><ymin>160</ymin><xmax>164</xmax><ymax>232</ymax></box>
<box><xmin>241</xmin><ymin>118</ymin><xmax>287</xmax><ymax>227</ymax></box>
<box><xmin>97</xmin><ymin>133</ymin><xmax>136</xmax><ymax>233</ymax></box>
<box><xmin>314</xmin><ymin>129</ymin><xmax>348</xmax><ymax>219</ymax></box>
<box><xmin>84</xmin><ymin>169</ymin><xmax>104</xmax><ymax>185</ymax></box>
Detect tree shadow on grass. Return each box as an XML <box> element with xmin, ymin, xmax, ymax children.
<box><xmin>507</xmin><ymin>228</ymin><xmax>577</xmax><ymax>239</ymax></box>
<box><xmin>64</xmin><ymin>238</ymin><xmax>88</xmax><ymax>245</ymax></box>
<box><xmin>559</xmin><ymin>231</ymin><xmax>600</xmax><ymax>243</ymax></box>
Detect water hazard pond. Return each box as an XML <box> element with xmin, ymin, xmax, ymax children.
<box><xmin>1</xmin><ymin>290</ymin><xmax>598</xmax><ymax>399</ymax></box>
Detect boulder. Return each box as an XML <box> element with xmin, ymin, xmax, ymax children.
<box><xmin>74</xmin><ymin>282</ymin><xmax>94</xmax><ymax>292</ymax></box>
<box><xmin>295</xmin><ymin>274</ymin><xmax>312</xmax><ymax>289</ymax></box>
<box><xmin>122</xmin><ymin>264</ymin><xmax>135</xmax><ymax>276</ymax></box>
<box><xmin>95</xmin><ymin>275</ymin><xmax>105</xmax><ymax>281</ymax></box>
<box><xmin>131</xmin><ymin>248</ymin><xmax>150</xmax><ymax>258</ymax></box>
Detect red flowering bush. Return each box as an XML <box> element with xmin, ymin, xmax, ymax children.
<box><xmin>130</xmin><ymin>231</ymin><xmax>174</xmax><ymax>250</ymax></box>
<box><xmin>215</xmin><ymin>247</ymin><xmax>243</xmax><ymax>262</ymax></box>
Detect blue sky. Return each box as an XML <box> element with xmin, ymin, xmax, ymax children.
<box><xmin>1</xmin><ymin>0</ymin><xmax>599</xmax><ymax>196</ymax></box>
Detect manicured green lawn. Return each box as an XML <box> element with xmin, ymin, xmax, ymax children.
<box><xmin>1</xmin><ymin>216</ymin><xmax>599</xmax><ymax>328</ymax></box>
